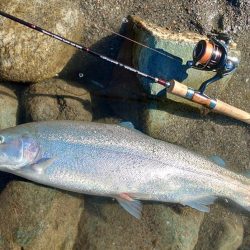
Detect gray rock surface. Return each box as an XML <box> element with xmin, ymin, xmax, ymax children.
<box><xmin>23</xmin><ymin>78</ymin><xmax>92</xmax><ymax>122</ymax></box>
<box><xmin>0</xmin><ymin>181</ymin><xmax>83</xmax><ymax>250</ymax></box>
<box><xmin>74</xmin><ymin>198</ymin><xmax>204</xmax><ymax>250</ymax></box>
<box><xmin>130</xmin><ymin>16</ymin><xmax>240</xmax><ymax>105</ymax></box>
<box><xmin>0</xmin><ymin>83</ymin><xmax>19</xmax><ymax>129</ymax></box>
<box><xmin>195</xmin><ymin>204</ymin><xmax>244</xmax><ymax>250</ymax></box>
<box><xmin>0</xmin><ymin>0</ymin><xmax>83</xmax><ymax>82</ymax></box>
<box><xmin>0</xmin><ymin>82</ymin><xmax>20</xmax><ymax>212</ymax></box>
<box><xmin>240</xmin><ymin>218</ymin><xmax>250</xmax><ymax>250</ymax></box>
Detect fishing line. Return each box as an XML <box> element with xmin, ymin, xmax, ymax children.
<box><xmin>88</xmin><ymin>20</ymin><xmax>181</xmax><ymax>63</ymax></box>
<box><xmin>0</xmin><ymin>10</ymin><xmax>171</xmax><ymax>88</ymax></box>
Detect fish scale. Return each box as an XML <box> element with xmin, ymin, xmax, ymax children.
<box><xmin>0</xmin><ymin>120</ymin><xmax>249</xmax><ymax>218</ymax></box>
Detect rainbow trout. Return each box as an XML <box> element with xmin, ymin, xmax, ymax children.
<box><xmin>0</xmin><ymin>120</ymin><xmax>249</xmax><ymax>218</ymax></box>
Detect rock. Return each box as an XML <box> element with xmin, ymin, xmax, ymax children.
<box><xmin>183</xmin><ymin>0</ymin><xmax>221</xmax><ymax>33</ymax></box>
<box><xmin>106</xmin><ymin>32</ymin><xmax>147</xmax><ymax>126</ymax></box>
<box><xmin>240</xmin><ymin>218</ymin><xmax>250</xmax><ymax>250</ymax></box>
<box><xmin>0</xmin><ymin>0</ymin><xmax>83</xmax><ymax>82</ymax></box>
<box><xmin>74</xmin><ymin>197</ymin><xmax>204</xmax><ymax>250</ymax></box>
<box><xmin>129</xmin><ymin>16</ymin><xmax>240</xmax><ymax>106</ymax></box>
<box><xmin>0</xmin><ymin>181</ymin><xmax>83</xmax><ymax>250</ymax></box>
<box><xmin>183</xmin><ymin>0</ymin><xmax>250</xmax><ymax>34</ymax></box>
<box><xmin>0</xmin><ymin>83</ymin><xmax>19</xmax><ymax>129</ymax></box>
<box><xmin>60</xmin><ymin>0</ymin><xmax>137</xmax><ymax>83</ymax></box>
<box><xmin>194</xmin><ymin>204</ymin><xmax>244</xmax><ymax>250</ymax></box>
<box><xmin>23</xmin><ymin>78</ymin><xmax>92</xmax><ymax>122</ymax></box>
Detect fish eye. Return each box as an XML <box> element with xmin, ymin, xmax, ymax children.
<box><xmin>0</xmin><ymin>135</ymin><xmax>5</xmax><ymax>144</ymax></box>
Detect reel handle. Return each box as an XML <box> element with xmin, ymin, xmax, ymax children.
<box><xmin>167</xmin><ymin>80</ymin><xmax>250</xmax><ymax>124</ymax></box>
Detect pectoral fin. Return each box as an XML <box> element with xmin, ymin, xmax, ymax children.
<box><xmin>119</xmin><ymin>122</ymin><xmax>144</xmax><ymax>134</ymax></box>
<box><xmin>183</xmin><ymin>195</ymin><xmax>217</xmax><ymax>213</ymax></box>
<box><xmin>119</xmin><ymin>121</ymin><xmax>135</xmax><ymax>130</ymax></box>
<box><xmin>31</xmin><ymin>158</ymin><xmax>55</xmax><ymax>174</ymax></box>
<box><xmin>16</xmin><ymin>158</ymin><xmax>55</xmax><ymax>175</ymax></box>
<box><xmin>116</xmin><ymin>193</ymin><xmax>142</xmax><ymax>219</ymax></box>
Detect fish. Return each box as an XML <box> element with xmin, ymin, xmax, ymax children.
<box><xmin>0</xmin><ymin>120</ymin><xmax>249</xmax><ymax>219</ymax></box>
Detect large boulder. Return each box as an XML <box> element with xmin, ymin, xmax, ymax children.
<box><xmin>129</xmin><ymin>16</ymin><xmax>240</xmax><ymax>106</ymax></box>
<box><xmin>0</xmin><ymin>0</ymin><xmax>83</xmax><ymax>82</ymax></box>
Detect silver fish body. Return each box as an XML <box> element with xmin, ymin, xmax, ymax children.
<box><xmin>0</xmin><ymin>121</ymin><xmax>249</xmax><ymax>218</ymax></box>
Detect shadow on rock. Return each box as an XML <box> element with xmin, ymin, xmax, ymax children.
<box><xmin>59</xmin><ymin>33</ymin><xmax>124</xmax><ymax>91</ymax></box>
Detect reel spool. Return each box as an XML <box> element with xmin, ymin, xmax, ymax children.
<box><xmin>188</xmin><ymin>34</ymin><xmax>239</xmax><ymax>95</ymax></box>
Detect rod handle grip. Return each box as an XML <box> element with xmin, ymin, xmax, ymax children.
<box><xmin>167</xmin><ymin>80</ymin><xmax>250</xmax><ymax>124</ymax></box>
<box><xmin>215</xmin><ymin>99</ymin><xmax>250</xmax><ymax>124</ymax></box>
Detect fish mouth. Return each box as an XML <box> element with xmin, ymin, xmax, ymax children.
<box><xmin>0</xmin><ymin>138</ymin><xmax>23</xmax><ymax>168</ymax></box>
<box><xmin>0</xmin><ymin>135</ymin><xmax>41</xmax><ymax>169</ymax></box>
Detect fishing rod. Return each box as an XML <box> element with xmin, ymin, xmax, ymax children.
<box><xmin>0</xmin><ymin>10</ymin><xmax>249</xmax><ymax>124</ymax></box>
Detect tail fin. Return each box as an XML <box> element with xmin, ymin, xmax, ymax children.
<box><xmin>229</xmin><ymin>177</ymin><xmax>250</xmax><ymax>212</ymax></box>
<box><xmin>241</xmin><ymin>172</ymin><xmax>250</xmax><ymax>211</ymax></box>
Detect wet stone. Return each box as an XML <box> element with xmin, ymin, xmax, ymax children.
<box><xmin>74</xmin><ymin>198</ymin><xmax>204</xmax><ymax>250</ymax></box>
<box><xmin>0</xmin><ymin>82</ymin><xmax>19</xmax><ymax>200</ymax></box>
<box><xmin>23</xmin><ymin>78</ymin><xmax>92</xmax><ymax>122</ymax></box>
<box><xmin>0</xmin><ymin>83</ymin><xmax>19</xmax><ymax>129</ymax></box>
<box><xmin>0</xmin><ymin>181</ymin><xmax>83</xmax><ymax>250</ymax></box>
<box><xmin>195</xmin><ymin>204</ymin><xmax>244</xmax><ymax>250</ymax></box>
<box><xmin>129</xmin><ymin>15</ymin><xmax>240</xmax><ymax>106</ymax></box>
<box><xmin>0</xmin><ymin>0</ymin><xmax>84</xmax><ymax>82</ymax></box>
<box><xmin>0</xmin><ymin>236</ymin><xmax>4</xmax><ymax>248</ymax></box>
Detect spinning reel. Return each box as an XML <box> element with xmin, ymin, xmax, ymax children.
<box><xmin>188</xmin><ymin>34</ymin><xmax>239</xmax><ymax>95</ymax></box>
